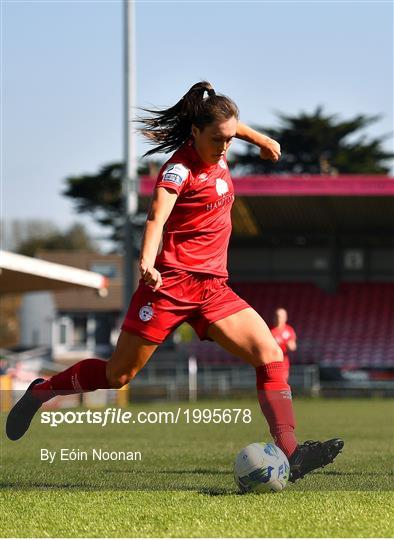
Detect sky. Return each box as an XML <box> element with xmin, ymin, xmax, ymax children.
<box><xmin>2</xmin><ymin>0</ymin><xmax>393</xmax><ymax>248</ymax></box>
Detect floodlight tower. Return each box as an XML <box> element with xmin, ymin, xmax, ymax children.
<box><xmin>123</xmin><ymin>0</ymin><xmax>139</xmax><ymax>313</ymax></box>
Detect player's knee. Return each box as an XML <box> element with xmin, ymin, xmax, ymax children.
<box><xmin>108</xmin><ymin>373</ymin><xmax>129</xmax><ymax>389</ymax></box>
<box><xmin>267</xmin><ymin>345</ymin><xmax>284</xmax><ymax>365</ymax></box>
<box><xmin>106</xmin><ymin>366</ymin><xmax>138</xmax><ymax>389</ymax></box>
<box><xmin>254</xmin><ymin>343</ymin><xmax>283</xmax><ymax>366</ymax></box>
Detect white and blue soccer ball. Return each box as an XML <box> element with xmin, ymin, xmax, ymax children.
<box><xmin>234</xmin><ymin>442</ymin><xmax>290</xmax><ymax>493</ymax></box>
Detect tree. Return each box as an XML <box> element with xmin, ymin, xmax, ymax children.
<box><xmin>62</xmin><ymin>161</ymin><xmax>161</xmax><ymax>250</ymax></box>
<box><xmin>16</xmin><ymin>223</ymin><xmax>97</xmax><ymax>257</ymax></box>
<box><xmin>1</xmin><ymin>219</ymin><xmax>58</xmax><ymax>252</ymax></box>
<box><xmin>63</xmin><ymin>163</ymin><xmax>124</xmax><ymax>247</ymax></box>
<box><xmin>229</xmin><ymin>107</ymin><xmax>393</xmax><ymax>175</ymax></box>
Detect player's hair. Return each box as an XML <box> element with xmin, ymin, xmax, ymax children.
<box><xmin>137</xmin><ymin>81</ymin><xmax>239</xmax><ymax>157</ymax></box>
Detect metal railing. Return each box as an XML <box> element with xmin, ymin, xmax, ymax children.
<box><xmin>130</xmin><ymin>360</ymin><xmax>320</xmax><ymax>401</ymax></box>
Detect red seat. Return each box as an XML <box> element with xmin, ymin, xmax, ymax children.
<box><xmin>188</xmin><ymin>283</ymin><xmax>394</xmax><ymax>368</ymax></box>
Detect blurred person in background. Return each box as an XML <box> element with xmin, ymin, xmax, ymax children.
<box><xmin>7</xmin><ymin>81</ymin><xmax>343</xmax><ymax>482</ymax></box>
<box><xmin>271</xmin><ymin>308</ymin><xmax>297</xmax><ymax>384</ymax></box>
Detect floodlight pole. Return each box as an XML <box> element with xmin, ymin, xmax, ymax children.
<box><xmin>123</xmin><ymin>0</ymin><xmax>139</xmax><ymax>314</ymax></box>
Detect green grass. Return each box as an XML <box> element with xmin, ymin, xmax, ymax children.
<box><xmin>1</xmin><ymin>397</ymin><xmax>393</xmax><ymax>537</ymax></box>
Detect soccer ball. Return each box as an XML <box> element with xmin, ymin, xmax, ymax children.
<box><xmin>234</xmin><ymin>442</ymin><xmax>290</xmax><ymax>493</ymax></box>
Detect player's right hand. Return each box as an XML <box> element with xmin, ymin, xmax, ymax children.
<box><xmin>139</xmin><ymin>262</ymin><xmax>163</xmax><ymax>292</ymax></box>
<box><xmin>259</xmin><ymin>138</ymin><xmax>281</xmax><ymax>162</ymax></box>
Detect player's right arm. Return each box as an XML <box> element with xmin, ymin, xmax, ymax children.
<box><xmin>139</xmin><ymin>187</ymin><xmax>178</xmax><ymax>291</ymax></box>
<box><xmin>236</xmin><ymin>122</ymin><xmax>281</xmax><ymax>162</ymax></box>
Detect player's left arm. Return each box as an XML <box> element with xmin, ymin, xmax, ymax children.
<box><xmin>235</xmin><ymin>122</ymin><xmax>281</xmax><ymax>162</ymax></box>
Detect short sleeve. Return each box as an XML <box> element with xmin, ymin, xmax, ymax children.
<box><xmin>156</xmin><ymin>162</ymin><xmax>190</xmax><ymax>195</ymax></box>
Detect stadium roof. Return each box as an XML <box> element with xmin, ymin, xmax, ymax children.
<box><xmin>140</xmin><ymin>175</ymin><xmax>394</xmax><ymax>237</ymax></box>
<box><xmin>140</xmin><ymin>175</ymin><xmax>394</xmax><ymax>197</ymax></box>
<box><xmin>0</xmin><ymin>250</ymin><xmax>109</xmax><ymax>295</ymax></box>
<box><xmin>234</xmin><ymin>195</ymin><xmax>394</xmax><ymax>237</ymax></box>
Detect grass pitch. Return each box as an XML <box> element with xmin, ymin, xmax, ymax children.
<box><xmin>1</xmin><ymin>397</ymin><xmax>393</xmax><ymax>537</ymax></box>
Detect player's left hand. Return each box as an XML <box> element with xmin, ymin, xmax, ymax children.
<box><xmin>259</xmin><ymin>139</ymin><xmax>281</xmax><ymax>162</ymax></box>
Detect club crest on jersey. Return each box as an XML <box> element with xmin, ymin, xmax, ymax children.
<box><xmin>162</xmin><ymin>163</ymin><xmax>189</xmax><ymax>186</ymax></box>
<box><xmin>218</xmin><ymin>158</ymin><xmax>227</xmax><ymax>169</ymax></box>
<box><xmin>198</xmin><ymin>173</ymin><xmax>208</xmax><ymax>181</ymax></box>
<box><xmin>216</xmin><ymin>178</ymin><xmax>229</xmax><ymax>196</ymax></box>
<box><xmin>139</xmin><ymin>304</ymin><xmax>154</xmax><ymax>322</ymax></box>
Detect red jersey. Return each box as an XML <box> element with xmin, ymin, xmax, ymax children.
<box><xmin>155</xmin><ymin>141</ymin><xmax>234</xmax><ymax>277</ymax></box>
<box><xmin>271</xmin><ymin>324</ymin><xmax>297</xmax><ymax>356</ymax></box>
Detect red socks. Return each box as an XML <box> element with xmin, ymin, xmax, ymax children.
<box><xmin>256</xmin><ymin>361</ymin><xmax>298</xmax><ymax>458</ymax></box>
<box><xmin>32</xmin><ymin>358</ymin><xmax>297</xmax><ymax>460</ymax></box>
<box><xmin>31</xmin><ymin>358</ymin><xmax>110</xmax><ymax>402</ymax></box>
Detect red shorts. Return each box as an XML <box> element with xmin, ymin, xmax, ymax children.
<box><xmin>121</xmin><ymin>267</ymin><xmax>250</xmax><ymax>343</ymax></box>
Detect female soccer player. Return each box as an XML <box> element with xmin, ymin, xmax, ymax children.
<box><xmin>6</xmin><ymin>81</ymin><xmax>343</xmax><ymax>482</ymax></box>
<box><xmin>271</xmin><ymin>308</ymin><xmax>297</xmax><ymax>383</ymax></box>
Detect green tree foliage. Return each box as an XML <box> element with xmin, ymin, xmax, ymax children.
<box><xmin>62</xmin><ymin>163</ymin><xmax>124</xmax><ymax>245</ymax></box>
<box><xmin>229</xmin><ymin>107</ymin><xmax>393</xmax><ymax>175</ymax></box>
<box><xmin>17</xmin><ymin>223</ymin><xmax>96</xmax><ymax>257</ymax></box>
<box><xmin>63</xmin><ymin>161</ymin><xmax>159</xmax><ymax>249</ymax></box>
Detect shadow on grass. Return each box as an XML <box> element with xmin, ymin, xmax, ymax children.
<box><xmin>0</xmin><ymin>479</ymin><xmax>238</xmax><ymax>496</ymax></box>
<box><xmin>0</xmin><ymin>481</ymin><xmax>88</xmax><ymax>489</ymax></box>
<box><xmin>102</xmin><ymin>468</ymin><xmax>233</xmax><ymax>475</ymax></box>
<box><xmin>312</xmin><ymin>470</ymin><xmax>394</xmax><ymax>477</ymax></box>
<box><xmin>1</xmin><ymin>469</ymin><xmax>393</xmax><ymax>494</ymax></box>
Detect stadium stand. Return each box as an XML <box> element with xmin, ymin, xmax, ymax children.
<box><xmin>138</xmin><ymin>173</ymin><xmax>394</xmax><ymax>392</ymax></box>
<box><xmin>189</xmin><ymin>282</ymin><xmax>394</xmax><ymax>369</ymax></box>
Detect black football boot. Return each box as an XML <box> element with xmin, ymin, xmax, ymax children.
<box><xmin>289</xmin><ymin>438</ymin><xmax>344</xmax><ymax>482</ymax></box>
<box><xmin>6</xmin><ymin>378</ymin><xmax>45</xmax><ymax>440</ymax></box>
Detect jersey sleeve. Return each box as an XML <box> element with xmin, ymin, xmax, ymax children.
<box><xmin>155</xmin><ymin>162</ymin><xmax>190</xmax><ymax>195</ymax></box>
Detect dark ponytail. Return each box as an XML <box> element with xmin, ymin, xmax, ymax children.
<box><xmin>137</xmin><ymin>81</ymin><xmax>239</xmax><ymax>157</ymax></box>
